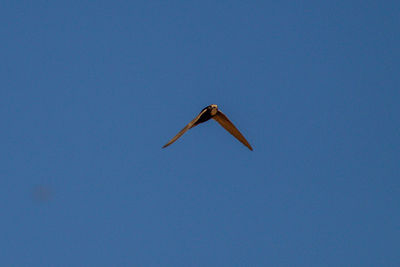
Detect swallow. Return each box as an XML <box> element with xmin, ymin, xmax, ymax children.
<box><xmin>162</xmin><ymin>104</ymin><xmax>253</xmax><ymax>150</ymax></box>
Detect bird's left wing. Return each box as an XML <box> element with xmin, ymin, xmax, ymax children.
<box><xmin>213</xmin><ymin>110</ymin><xmax>253</xmax><ymax>151</ymax></box>
<box><xmin>162</xmin><ymin>109</ymin><xmax>207</xmax><ymax>148</ymax></box>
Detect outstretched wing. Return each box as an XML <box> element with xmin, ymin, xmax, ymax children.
<box><xmin>213</xmin><ymin>110</ymin><xmax>253</xmax><ymax>151</ymax></box>
<box><xmin>162</xmin><ymin>109</ymin><xmax>207</xmax><ymax>148</ymax></box>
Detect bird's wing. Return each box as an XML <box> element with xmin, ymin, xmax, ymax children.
<box><xmin>213</xmin><ymin>110</ymin><xmax>253</xmax><ymax>151</ymax></box>
<box><xmin>162</xmin><ymin>109</ymin><xmax>207</xmax><ymax>148</ymax></box>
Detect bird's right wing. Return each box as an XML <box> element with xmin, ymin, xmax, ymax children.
<box><xmin>162</xmin><ymin>109</ymin><xmax>207</xmax><ymax>148</ymax></box>
<box><xmin>213</xmin><ymin>110</ymin><xmax>253</xmax><ymax>151</ymax></box>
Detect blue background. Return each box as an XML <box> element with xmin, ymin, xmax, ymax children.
<box><xmin>1</xmin><ymin>1</ymin><xmax>399</xmax><ymax>266</ymax></box>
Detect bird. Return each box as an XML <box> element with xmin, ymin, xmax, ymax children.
<box><xmin>162</xmin><ymin>104</ymin><xmax>253</xmax><ymax>150</ymax></box>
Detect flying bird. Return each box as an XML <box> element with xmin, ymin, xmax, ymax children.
<box><xmin>162</xmin><ymin>104</ymin><xmax>253</xmax><ymax>150</ymax></box>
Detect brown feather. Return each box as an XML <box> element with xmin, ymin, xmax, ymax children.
<box><xmin>162</xmin><ymin>109</ymin><xmax>207</xmax><ymax>148</ymax></box>
<box><xmin>213</xmin><ymin>111</ymin><xmax>253</xmax><ymax>151</ymax></box>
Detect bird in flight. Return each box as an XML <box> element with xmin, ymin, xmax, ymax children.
<box><xmin>162</xmin><ymin>104</ymin><xmax>253</xmax><ymax>151</ymax></box>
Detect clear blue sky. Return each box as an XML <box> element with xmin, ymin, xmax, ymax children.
<box><xmin>1</xmin><ymin>1</ymin><xmax>399</xmax><ymax>266</ymax></box>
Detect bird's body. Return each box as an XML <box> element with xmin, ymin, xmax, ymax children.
<box><xmin>192</xmin><ymin>105</ymin><xmax>218</xmax><ymax>126</ymax></box>
<box><xmin>162</xmin><ymin>104</ymin><xmax>253</xmax><ymax>150</ymax></box>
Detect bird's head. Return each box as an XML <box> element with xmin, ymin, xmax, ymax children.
<box><xmin>209</xmin><ymin>104</ymin><xmax>218</xmax><ymax>116</ymax></box>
